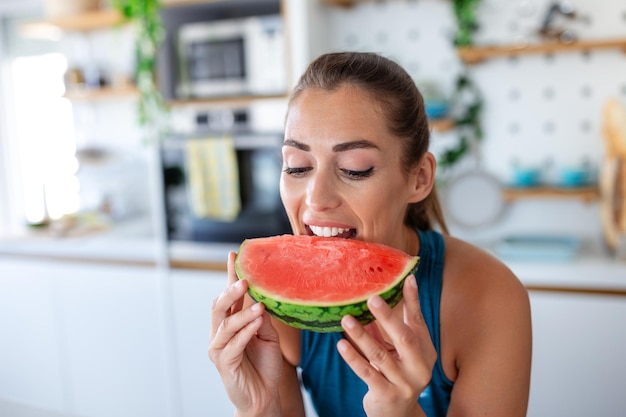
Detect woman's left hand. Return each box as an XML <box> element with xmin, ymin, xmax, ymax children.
<box><xmin>337</xmin><ymin>275</ymin><xmax>436</xmax><ymax>417</ymax></box>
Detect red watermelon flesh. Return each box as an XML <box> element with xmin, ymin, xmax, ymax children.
<box><xmin>235</xmin><ymin>235</ymin><xmax>420</xmax><ymax>332</ymax></box>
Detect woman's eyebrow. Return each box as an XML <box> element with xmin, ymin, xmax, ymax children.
<box><xmin>332</xmin><ymin>139</ymin><xmax>379</xmax><ymax>152</ymax></box>
<box><xmin>282</xmin><ymin>139</ymin><xmax>309</xmax><ymax>151</ymax></box>
<box><xmin>282</xmin><ymin>139</ymin><xmax>379</xmax><ymax>153</ymax></box>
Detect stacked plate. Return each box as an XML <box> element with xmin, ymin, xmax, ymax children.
<box><xmin>494</xmin><ymin>235</ymin><xmax>582</xmax><ymax>262</ymax></box>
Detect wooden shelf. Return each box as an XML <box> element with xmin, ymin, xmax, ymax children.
<box><xmin>502</xmin><ymin>186</ymin><xmax>599</xmax><ymax>203</ymax></box>
<box><xmin>458</xmin><ymin>38</ymin><xmax>626</xmax><ymax>65</ymax></box>
<box><xmin>322</xmin><ymin>0</ymin><xmax>451</xmax><ymax>7</ymax></box>
<box><xmin>64</xmin><ymin>86</ymin><xmax>139</xmax><ymax>101</ymax></box>
<box><xmin>19</xmin><ymin>9</ymin><xmax>127</xmax><ymax>38</ymax></box>
<box><xmin>322</xmin><ymin>0</ymin><xmax>382</xmax><ymax>7</ymax></box>
<box><xmin>322</xmin><ymin>0</ymin><xmax>360</xmax><ymax>7</ymax></box>
<box><xmin>167</xmin><ymin>93</ymin><xmax>290</xmax><ymax>109</ymax></box>
<box><xmin>429</xmin><ymin>118</ymin><xmax>455</xmax><ymax>133</ymax></box>
<box><xmin>162</xmin><ymin>0</ymin><xmax>228</xmax><ymax>7</ymax></box>
<box><xmin>169</xmin><ymin>96</ymin><xmax>455</xmax><ymax>132</ymax></box>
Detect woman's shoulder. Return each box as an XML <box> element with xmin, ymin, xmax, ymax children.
<box><xmin>439</xmin><ymin>235</ymin><xmax>532</xmax><ymax>378</ymax></box>
<box><xmin>441</xmin><ymin>234</ymin><xmax>527</xmax><ymax>297</ymax></box>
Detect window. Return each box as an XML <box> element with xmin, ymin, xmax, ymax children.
<box><xmin>11</xmin><ymin>53</ymin><xmax>79</xmax><ymax>223</ymax></box>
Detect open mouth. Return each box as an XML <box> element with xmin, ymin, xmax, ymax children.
<box><xmin>306</xmin><ymin>225</ymin><xmax>357</xmax><ymax>239</ymax></box>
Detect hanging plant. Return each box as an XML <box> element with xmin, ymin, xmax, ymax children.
<box><xmin>440</xmin><ymin>73</ymin><xmax>483</xmax><ymax>168</ymax></box>
<box><xmin>113</xmin><ymin>0</ymin><xmax>168</xmax><ymax>139</ymax></box>
<box><xmin>439</xmin><ymin>0</ymin><xmax>484</xmax><ymax>170</ymax></box>
<box><xmin>453</xmin><ymin>0</ymin><xmax>481</xmax><ymax>46</ymax></box>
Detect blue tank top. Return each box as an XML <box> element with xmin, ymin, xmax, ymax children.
<box><xmin>299</xmin><ymin>229</ymin><xmax>453</xmax><ymax>417</ymax></box>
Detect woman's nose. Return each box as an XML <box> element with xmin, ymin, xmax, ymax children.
<box><xmin>305</xmin><ymin>170</ymin><xmax>341</xmax><ymax>211</ymax></box>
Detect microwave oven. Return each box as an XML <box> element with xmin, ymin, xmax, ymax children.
<box><xmin>176</xmin><ymin>14</ymin><xmax>287</xmax><ymax>99</ymax></box>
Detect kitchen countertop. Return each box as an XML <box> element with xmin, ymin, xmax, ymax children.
<box><xmin>0</xmin><ymin>218</ymin><xmax>235</xmax><ymax>269</ymax></box>
<box><xmin>505</xmin><ymin>255</ymin><xmax>626</xmax><ymax>293</ymax></box>
<box><xmin>0</xmin><ymin>219</ymin><xmax>159</xmax><ymax>266</ymax></box>
<box><xmin>167</xmin><ymin>240</ymin><xmax>237</xmax><ymax>270</ymax></box>
<box><xmin>0</xmin><ymin>222</ymin><xmax>624</xmax><ymax>293</ymax></box>
<box><xmin>482</xmin><ymin>238</ymin><xmax>626</xmax><ymax>294</ymax></box>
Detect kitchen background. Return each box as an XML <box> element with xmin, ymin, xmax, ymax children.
<box><xmin>0</xmin><ymin>0</ymin><xmax>625</xmax><ymax>417</ymax></box>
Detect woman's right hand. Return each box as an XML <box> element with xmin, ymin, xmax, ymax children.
<box><xmin>209</xmin><ymin>251</ymin><xmax>284</xmax><ymax>417</ymax></box>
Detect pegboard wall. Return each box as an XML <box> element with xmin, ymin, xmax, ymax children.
<box><xmin>319</xmin><ymin>0</ymin><xmax>626</xmax><ymax>239</ymax></box>
<box><xmin>322</xmin><ymin>0</ymin><xmax>626</xmax><ymax>176</ymax></box>
<box><xmin>325</xmin><ymin>1</ymin><xmax>461</xmax><ymax>98</ymax></box>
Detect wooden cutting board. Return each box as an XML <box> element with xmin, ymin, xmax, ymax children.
<box><xmin>600</xmin><ymin>99</ymin><xmax>626</xmax><ymax>254</ymax></box>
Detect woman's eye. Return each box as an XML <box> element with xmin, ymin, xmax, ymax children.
<box><xmin>283</xmin><ymin>167</ymin><xmax>311</xmax><ymax>177</ymax></box>
<box><xmin>341</xmin><ymin>167</ymin><xmax>374</xmax><ymax>180</ymax></box>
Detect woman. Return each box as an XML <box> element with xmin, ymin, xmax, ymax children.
<box><xmin>209</xmin><ymin>52</ymin><xmax>532</xmax><ymax>417</ymax></box>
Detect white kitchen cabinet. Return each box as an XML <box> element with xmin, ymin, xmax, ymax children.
<box><xmin>170</xmin><ymin>268</ymin><xmax>319</xmax><ymax>417</ymax></box>
<box><xmin>169</xmin><ymin>268</ymin><xmax>235</xmax><ymax>417</ymax></box>
<box><xmin>56</xmin><ymin>261</ymin><xmax>170</xmax><ymax>417</ymax></box>
<box><xmin>527</xmin><ymin>290</ymin><xmax>626</xmax><ymax>417</ymax></box>
<box><xmin>0</xmin><ymin>257</ymin><xmax>171</xmax><ymax>417</ymax></box>
<box><xmin>0</xmin><ymin>258</ymin><xmax>69</xmax><ymax>414</ymax></box>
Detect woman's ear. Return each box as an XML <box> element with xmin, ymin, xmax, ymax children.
<box><xmin>408</xmin><ymin>152</ymin><xmax>436</xmax><ymax>203</ymax></box>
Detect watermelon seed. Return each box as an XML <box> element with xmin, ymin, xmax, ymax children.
<box><xmin>377</xmin><ymin>266</ymin><xmax>383</xmax><ymax>272</ymax></box>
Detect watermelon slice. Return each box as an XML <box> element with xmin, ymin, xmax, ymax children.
<box><xmin>235</xmin><ymin>235</ymin><xmax>420</xmax><ymax>333</ymax></box>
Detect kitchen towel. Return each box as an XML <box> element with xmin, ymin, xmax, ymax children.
<box><xmin>185</xmin><ymin>135</ymin><xmax>241</xmax><ymax>221</ymax></box>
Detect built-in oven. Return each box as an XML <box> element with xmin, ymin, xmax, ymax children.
<box><xmin>160</xmin><ymin>108</ymin><xmax>291</xmax><ymax>243</ymax></box>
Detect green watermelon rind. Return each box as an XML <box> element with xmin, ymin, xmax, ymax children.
<box><xmin>238</xmin><ymin>254</ymin><xmax>420</xmax><ymax>333</ymax></box>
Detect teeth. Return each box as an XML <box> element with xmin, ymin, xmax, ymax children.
<box><xmin>309</xmin><ymin>225</ymin><xmax>347</xmax><ymax>237</ymax></box>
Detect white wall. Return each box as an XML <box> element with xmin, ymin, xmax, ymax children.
<box><xmin>0</xmin><ymin>0</ymin><xmax>41</xmax><ymax>14</ymax></box>
<box><xmin>0</xmin><ymin>0</ymin><xmax>43</xmax><ymax>237</ymax></box>
<box><xmin>0</xmin><ymin>24</ymin><xmax>11</xmax><ymax>238</ymax></box>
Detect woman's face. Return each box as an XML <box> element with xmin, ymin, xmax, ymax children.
<box><xmin>281</xmin><ymin>85</ymin><xmax>426</xmax><ymax>252</ymax></box>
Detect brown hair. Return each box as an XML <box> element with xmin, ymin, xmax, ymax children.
<box><xmin>288</xmin><ymin>52</ymin><xmax>449</xmax><ymax>234</ymax></box>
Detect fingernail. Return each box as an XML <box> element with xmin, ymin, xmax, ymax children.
<box><xmin>235</xmin><ymin>279</ymin><xmax>245</xmax><ymax>290</ymax></box>
<box><xmin>337</xmin><ymin>340</ymin><xmax>348</xmax><ymax>353</ymax></box>
<box><xmin>251</xmin><ymin>303</ymin><xmax>262</xmax><ymax>312</ymax></box>
<box><xmin>369</xmin><ymin>295</ymin><xmax>384</xmax><ymax>308</ymax></box>
<box><xmin>409</xmin><ymin>275</ymin><xmax>417</xmax><ymax>288</ymax></box>
<box><xmin>342</xmin><ymin>315</ymin><xmax>357</xmax><ymax>329</ymax></box>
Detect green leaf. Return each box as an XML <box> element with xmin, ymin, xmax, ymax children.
<box><xmin>112</xmin><ymin>0</ymin><xmax>167</xmax><ymax>141</ymax></box>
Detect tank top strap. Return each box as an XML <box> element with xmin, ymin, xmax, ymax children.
<box><xmin>415</xmin><ymin>229</ymin><xmax>446</xmax><ymax>356</ymax></box>
<box><xmin>415</xmin><ymin>229</ymin><xmax>454</xmax><ymax>415</ymax></box>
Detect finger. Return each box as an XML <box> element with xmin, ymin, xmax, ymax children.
<box><xmin>365</xmin><ymin>291</ymin><xmax>427</xmax><ymax>387</ymax></box>
<box><xmin>214</xmin><ymin>310</ymin><xmax>264</xmax><ymax>369</ymax></box>
<box><xmin>211</xmin><ymin>301</ymin><xmax>265</xmax><ymax>350</ymax></box>
<box><xmin>254</xmin><ymin>310</ymin><xmax>280</xmax><ymax>344</ymax></box>
<box><xmin>227</xmin><ymin>251</ymin><xmax>245</xmax><ymax>314</ymax></box>
<box><xmin>398</xmin><ymin>276</ymin><xmax>438</xmax><ymax>381</ymax></box>
<box><xmin>367</xmin><ymin>293</ymin><xmax>419</xmax><ymax>352</ymax></box>
<box><xmin>336</xmin><ymin>333</ymin><xmax>389</xmax><ymax>391</ymax></box>
<box><xmin>368</xmin><ymin>275</ymin><xmax>430</xmax><ymax>352</ymax></box>
<box><xmin>227</xmin><ymin>251</ymin><xmax>238</xmax><ymax>284</ymax></box>
<box><xmin>210</xmin><ymin>278</ymin><xmax>249</xmax><ymax>341</ymax></box>
<box><xmin>341</xmin><ymin>315</ymin><xmax>401</xmax><ymax>380</ymax></box>
<box><xmin>402</xmin><ymin>275</ymin><xmax>431</xmax><ymax>338</ymax></box>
